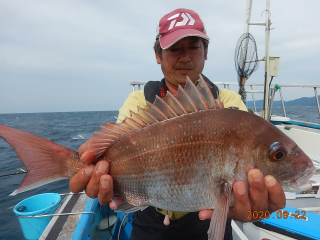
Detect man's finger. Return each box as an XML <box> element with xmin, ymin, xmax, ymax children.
<box><xmin>85</xmin><ymin>161</ymin><xmax>110</xmax><ymax>198</ymax></box>
<box><xmin>98</xmin><ymin>175</ymin><xmax>113</xmax><ymax>205</ymax></box>
<box><xmin>265</xmin><ymin>175</ymin><xmax>286</xmax><ymax>212</ymax></box>
<box><xmin>110</xmin><ymin>202</ymin><xmax>116</xmax><ymax>210</ymax></box>
<box><xmin>228</xmin><ymin>181</ymin><xmax>251</xmax><ymax>221</ymax></box>
<box><xmin>69</xmin><ymin>165</ymin><xmax>94</xmax><ymax>193</ymax></box>
<box><xmin>80</xmin><ymin>151</ymin><xmax>97</xmax><ymax>165</ymax></box>
<box><xmin>198</xmin><ymin>209</ymin><xmax>213</xmax><ymax>220</ymax></box>
<box><xmin>247</xmin><ymin>169</ymin><xmax>269</xmax><ymax>212</ymax></box>
<box><xmin>78</xmin><ymin>143</ymin><xmax>86</xmax><ymax>157</ymax></box>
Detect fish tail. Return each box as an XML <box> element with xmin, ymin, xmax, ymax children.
<box><xmin>0</xmin><ymin>124</ymin><xmax>82</xmax><ymax>196</ymax></box>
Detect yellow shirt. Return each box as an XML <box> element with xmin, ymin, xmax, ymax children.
<box><xmin>117</xmin><ymin>88</ymin><xmax>247</xmax><ymax>122</ymax></box>
<box><xmin>117</xmin><ymin>87</ymin><xmax>247</xmax><ymax>220</ymax></box>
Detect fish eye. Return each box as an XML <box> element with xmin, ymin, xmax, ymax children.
<box><xmin>269</xmin><ymin>142</ymin><xmax>287</xmax><ymax>161</ymax></box>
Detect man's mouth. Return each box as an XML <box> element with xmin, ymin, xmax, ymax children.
<box><xmin>176</xmin><ymin>68</ymin><xmax>191</xmax><ymax>73</ymax></box>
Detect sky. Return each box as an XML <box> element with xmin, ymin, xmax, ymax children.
<box><xmin>0</xmin><ymin>0</ymin><xmax>319</xmax><ymax>114</ymax></box>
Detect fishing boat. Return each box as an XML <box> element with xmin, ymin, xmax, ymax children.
<box><xmin>130</xmin><ymin>0</ymin><xmax>320</xmax><ymax>239</ymax></box>
<box><xmin>11</xmin><ymin>0</ymin><xmax>320</xmax><ymax>239</ymax></box>
<box><xmin>220</xmin><ymin>0</ymin><xmax>320</xmax><ymax>238</ymax></box>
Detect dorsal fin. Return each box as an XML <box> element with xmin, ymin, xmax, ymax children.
<box><xmin>163</xmin><ymin>91</ymin><xmax>188</xmax><ymax>116</ymax></box>
<box><xmin>130</xmin><ymin>110</ymin><xmax>150</xmax><ymax>127</ymax></box>
<box><xmin>83</xmin><ymin>123</ymin><xmax>129</xmax><ymax>162</ymax></box>
<box><xmin>175</xmin><ymin>85</ymin><xmax>199</xmax><ymax>112</ymax></box>
<box><xmin>197</xmin><ymin>75</ymin><xmax>217</xmax><ymax>109</ymax></box>
<box><xmin>184</xmin><ymin>77</ymin><xmax>209</xmax><ymax>110</ymax></box>
<box><xmin>136</xmin><ymin>106</ymin><xmax>159</xmax><ymax>124</ymax></box>
<box><xmin>153</xmin><ymin>96</ymin><xmax>178</xmax><ymax>118</ymax></box>
<box><xmin>144</xmin><ymin>101</ymin><xmax>168</xmax><ymax>121</ymax></box>
<box><xmin>122</xmin><ymin>117</ymin><xmax>143</xmax><ymax>130</ymax></box>
<box><xmin>82</xmin><ymin>75</ymin><xmax>224</xmax><ymax>163</ymax></box>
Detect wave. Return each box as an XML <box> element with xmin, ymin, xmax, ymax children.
<box><xmin>72</xmin><ymin>134</ymin><xmax>86</xmax><ymax>140</ymax></box>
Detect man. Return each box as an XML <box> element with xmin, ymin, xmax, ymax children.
<box><xmin>70</xmin><ymin>8</ymin><xmax>285</xmax><ymax>239</ymax></box>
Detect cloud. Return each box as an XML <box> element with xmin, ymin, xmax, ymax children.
<box><xmin>284</xmin><ymin>37</ymin><xmax>320</xmax><ymax>50</ymax></box>
<box><xmin>0</xmin><ymin>0</ymin><xmax>319</xmax><ymax>113</ymax></box>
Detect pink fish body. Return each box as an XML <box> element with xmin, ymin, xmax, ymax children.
<box><xmin>0</xmin><ymin>77</ymin><xmax>315</xmax><ymax>240</ymax></box>
<box><xmin>106</xmin><ymin>108</ymin><xmax>314</xmax><ymax>211</ymax></box>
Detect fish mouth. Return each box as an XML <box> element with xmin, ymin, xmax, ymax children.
<box><xmin>289</xmin><ymin>166</ymin><xmax>316</xmax><ymax>190</ymax></box>
<box><xmin>275</xmin><ymin>171</ymin><xmax>289</xmax><ymax>179</ymax></box>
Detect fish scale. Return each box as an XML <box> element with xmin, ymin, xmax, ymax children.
<box><xmin>104</xmin><ymin>109</ymin><xmax>265</xmax><ymax>211</ymax></box>
<box><xmin>107</xmin><ymin>112</ymin><xmax>226</xmax><ymax>211</ymax></box>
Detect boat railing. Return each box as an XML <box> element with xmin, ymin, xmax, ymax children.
<box><xmin>215</xmin><ymin>83</ymin><xmax>320</xmax><ymax>120</ymax></box>
<box><xmin>130</xmin><ymin>81</ymin><xmax>320</xmax><ymax>120</ymax></box>
<box><xmin>130</xmin><ymin>81</ymin><xmax>147</xmax><ymax>91</ymax></box>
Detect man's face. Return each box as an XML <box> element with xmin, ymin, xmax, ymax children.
<box><xmin>155</xmin><ymin>37</ymin><xmax>207</xmax><ymax>90</ymax></box>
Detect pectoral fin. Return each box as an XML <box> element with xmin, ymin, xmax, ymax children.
<box><xmin>111</xmin><ymin>194</ymin><xmax>147</xmax><ymax>213</ymax></box>
<box><xmin>208</xmin><ymin>182</ymin><xmax>232</xmax><ymax>240</ymax></box>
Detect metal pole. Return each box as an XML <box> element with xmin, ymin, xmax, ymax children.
<box><xmin>279</xmin><ymin>88</ymin><xmax>287</xmax><ymax>117</ymax></box>
<box><xmin>314</xmin><ymin>87</ymin><xmax>320</xmax><ymax>119</ymax></box>
<box><xmin>267</xmin><ymin>87</ymin><xmax>277</xmax><ymax>120</ymax></box>
<box><xmin>263</xmin><ymin>0</ymin><xmax>271</xmax><ymax>120</ymax></box>
<box><xmin>245</xmin><ymin>58</ymin><xmax>265</xmax><ymax>63</ymax></box>
<box><xmin>250</xmin><ymin>85</ymin><xmax>257</xmax><ymax>112</ymax></box>
<box><xmin>239</xmin><ymin>0</ymin><xmax>253</xmax><ymax>104</ymax></box>
<box><xmin>244</xmin><ymin>0</ymin><xmax>253</xmax><ymax>33</ymax></box>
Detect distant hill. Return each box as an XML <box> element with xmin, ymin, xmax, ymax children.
<box><xmin>246</xmin><ymin>95</ymin><xmax>320</xmax><ymax>108</ymax></box>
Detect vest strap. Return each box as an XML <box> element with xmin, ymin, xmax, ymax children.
<box><xmin>144</xmin><ymin>74</ymin><xmax>219</xmax><ymax>103</ymax></box>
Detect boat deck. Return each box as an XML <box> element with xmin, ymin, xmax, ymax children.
<box><xmin>40</xmin><ymin>193</ymin><xmax>89</xmax><ymax>240</ymax></box>
<box><xmin>40</xmin><ymin>193</ymin><xmax>116</xmax><ymax>240</ymax></box>
<box><xmin>275</xmin><ymin>122</ymin><xmax>320</xmax><ymax>163</ymax></box>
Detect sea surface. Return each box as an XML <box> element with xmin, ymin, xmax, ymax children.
<box><xmin>0</xmin><ymin>107</ymin><xmax>319</xmax><ymax>239</ymax></box>
<box><xmin>0</xmin><ymin>111</ymin><xmax>118</xmax><ymax>240</ymax></box>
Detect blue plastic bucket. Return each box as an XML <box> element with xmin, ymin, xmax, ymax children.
<box><xmin>14</xmin><ymin>193</ymin><xmax>61</xmax><ymax>240</ymax></box>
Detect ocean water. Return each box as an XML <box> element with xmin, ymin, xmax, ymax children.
<box><xmin>0</xmin><ymin>111</ymin><xmax>118</xmax><ymax>240</ymax></box>
<box><xmin>271</xmin><ymin>106</ymin><xmax>320</xmax><ymax>124</ymax></box>
<box><xmin>0</xmin><ymin>108</ymin><xmax>319</xmax><ymax>239</ymax></box>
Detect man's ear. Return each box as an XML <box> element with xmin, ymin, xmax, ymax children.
<box><xmin>155</xmin><ymin>49</ymin><xmax>161</xmax><ymax>64</ymax></box>
<box><xmin>204</xmin><ymin>49</ymin><xmax>208</xmax><ymax>60</ymax></box>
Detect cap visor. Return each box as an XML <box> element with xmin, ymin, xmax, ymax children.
<box><xmin>160</xmin><ymin>29</ymin><xmax>209</xmax><ymax>50</ymax></box>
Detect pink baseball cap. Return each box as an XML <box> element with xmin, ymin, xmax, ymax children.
<box><xmin>156</xmin><ymin>8</ymin><xmax>210</xmax><ymax>50</ymax></box>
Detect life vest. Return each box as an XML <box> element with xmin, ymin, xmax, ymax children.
<box><xmin>144</xmin><ymin>74</ymin><xmax>219</xmax><ymax>103</ymax></box>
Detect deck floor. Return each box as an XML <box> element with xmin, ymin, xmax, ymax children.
<box><xmin>40</xmin><ymin>193</ymin><xmax>89</xmax><ymax>240</ymax></box>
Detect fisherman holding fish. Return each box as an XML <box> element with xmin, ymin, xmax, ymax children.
<box><xmin>0</xmin><ymin>7</ymin><xmax>314</xmax><ymax>240</ymax></box>
<box><xmin>68</xmin><ymin>8</ymin><xmax>289</xmax><ymax>240</ymax></box>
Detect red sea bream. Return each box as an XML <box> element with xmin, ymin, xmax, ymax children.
<box><xmin>0</xmin><ymin>76</ymin><xmax>315</xmax><ymax>240</ymax></box>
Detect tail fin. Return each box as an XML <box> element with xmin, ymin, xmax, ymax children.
<box><xmin>0</xmin><ymin>124</ymin><xmax>83</xmax><ymax>196</ymax></box>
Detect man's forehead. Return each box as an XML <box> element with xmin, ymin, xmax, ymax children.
<box><xmin>171</xmin><ymin>36</ymin><xmax>202</xmax><ymax>46</ymax></box>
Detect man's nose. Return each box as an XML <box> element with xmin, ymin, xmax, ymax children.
<box><xmin>179</xmin><ymin>48</ymin><xmax>191</xmax><ymax>62</ymax></box>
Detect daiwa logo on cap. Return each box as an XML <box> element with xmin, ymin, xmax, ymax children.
<box><xmin>156</xmin><ymin>8</ymin><xmax>210</xmax><ymax>50</ymax></box>
<box><xmin>167</xmin><ymin>12</ymin><xmax>195</xmax><ymax>30</ymax></box>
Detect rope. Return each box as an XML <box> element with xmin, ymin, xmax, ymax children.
<box><xmin>118</xmin><ymin>213</ymin><xmax>129</xmax><ymax>240</ymax></box>
<box><xmin>0</xmin><ymin>205</ymin><xmax>15</xmax><ymax>212</ymax></box>
<box><xmin>0</xmin><ymin>168</ymin><xmax>27</xmax><ymax>178</ymax></box>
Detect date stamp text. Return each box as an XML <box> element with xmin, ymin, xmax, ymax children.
<box><xmin>247</xmin><ymin>210</ymin><xmax>308</xmax><ymax>221</ymax></box>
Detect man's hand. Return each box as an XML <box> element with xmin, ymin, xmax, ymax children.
<box><xmin>198</xmin><ymin>169</ymin><xmax>286</xmax><ymax>221</ymax></box>
<box><xmin>69</xmin><ymin>144</ymin><xmax>115</xmax><ymax>206</ymax></box>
